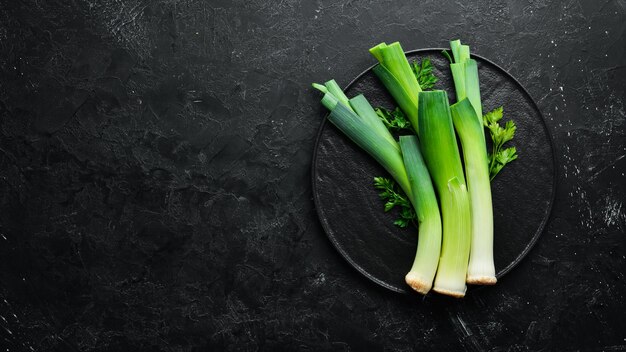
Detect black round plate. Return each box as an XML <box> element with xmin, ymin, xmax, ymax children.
<box><xmin>312</xmin><ymin>49</ymin><xmax>557</xmax><ymax>294</ymax></box>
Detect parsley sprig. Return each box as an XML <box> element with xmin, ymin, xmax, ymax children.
<box><xmin>375</xmin><ymin>107</ymin><xmax>412</xmax><ymax>132</ymax></box>
<box><xmin>373</xmin><ymin>177</ymin><xmax>416</xmax><ymax>228</ymax></box>
<box><xmin>411</xmin><ymin>58</ymin><xmax>438</xmax><ymax>90</ymax></box>
<box><xmin>483</xmin><ymin>106</ymin><xmax>518</xmax><ymax>180</ymax></box>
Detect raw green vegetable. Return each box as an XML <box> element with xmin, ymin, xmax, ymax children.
<box><xmin>447</xmin><ymin>39</ymin><xmax>483</xmax><ymax>136</ymax></box>
<box><xmin>370</xmin><ymin>42</ymin><xmax>422</xmax><ymax>99</ymax></box>
<box><xmin>417</xmin><ymin>90</ymin><xmax>471</xmax><ymax>297</ymax></box>
<box><xmin>314</xmin><ymin>39</ymin><xmax>522</xmax><ymax>297</ymax></box>
<box><xmin>312</xmin><ymin>78</ymin><xmax>411</xmax><ymax>202</ymax></box>
<box><xmin>451</xmin><ymin>98</ymin><xmax>496</xmax><ymax>285</ymax></box>
<box><xmin>444</xmin><ymin>40</ymin><xmax>519</xmax><ymax>180</ymax></box>
<box><xmin>399</xmin><ymin>135</ymin><xmax>442</xmax><ymax>294</ymax></box>
<box><xmin>370</xmin><ymin>42</ymin><xmax>422</xmax><ymax>133</ymax></box>
<box><xmin>313</xmin><ymin>87</ymin><xmax>411</xmax><ymax>199</ymax></box>
<box><xmin>314</xmin><ymin>79</ymin><xmax>411</xmax><ymax>196</ymax></box>
<box><xmin>373</xmin><ymin>177</ymin><xmax>415</xmax><ymax>228</ymax></box>
<box><xmin>445</xmin><ymin>40</ymin><xmax>517</xmax><ymax>285</ymax></box>
<box><xmin>483</xmin><ymin>106</ymin><xmax>518</xmax><ymax>180</ymax></box>
<box><xmin>349</xmin><ymin>95</ymin><xmax>398</xmax><ymax>147</ymax></box>
<box><xmin>371</xmin><ymin>57</ymin><xmax>438</xmax><ymax>227</ymax></box>
<box><xmin>313</xmin><ymin>79</ymin><xmax>444</xmax><ymax>295</ymax></box>
<box><xmin>321</xmin><ymin>80</ymin><xmax>352</xmax><ymax>110</ymax></box>
<box><xmin>375</xmin><ymin>107</ymin><xmax>412</xmax><ymax>133</ymax></box>
<box><xmin>411</xmin><ymin>58</ymin><xmax>438</xmax><ymax>90</ymax></box>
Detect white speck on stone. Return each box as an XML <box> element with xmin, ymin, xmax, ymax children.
<box><xmin>312</xmin><ymin>273</ymin><xmax>326</xmax><ymax>287</ymax></box>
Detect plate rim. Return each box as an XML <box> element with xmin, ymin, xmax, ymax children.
<box><xmin>311</xmin><ymin>48</ymin><xmax>559</xmax><ymax>294</ymax></box>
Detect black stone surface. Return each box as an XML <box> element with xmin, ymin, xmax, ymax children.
<box><xmin>313</xmin><ymin>50</ymin><xmax>556</xmax><ymax>293</ymax></box>
<box><xmin>0</xmin><ymin>1</ymin><xmax>624</xmax><ymax>351</ymax></box>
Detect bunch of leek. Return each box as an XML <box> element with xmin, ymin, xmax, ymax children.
<box><xmin>312</xmin><ymin>79</ymin><xmax>442</xmax><ymax>294</ymax></box>
<box><xmin>370</xmin><ymin>43</ymin><xmax>474</xmax><ymax>296</ymax></box>
<box><xmin>313</xmin><ymin>39</ymin><xmax>519</xmax><ymax>298</ymax></box>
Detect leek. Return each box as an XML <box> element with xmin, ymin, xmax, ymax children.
<box><xmin>349</xmin><ymin>95</ymin><xmax>398</xmax><ymax>147</ymax></box>
<box><xmin>314</xmin><ymin>80</ymin><xmax>445</xmax><ymax>295</ymax></box>
<box><xmin>399</xmin><ymin>136</ymin><xmax>442</xmax><ymax>294</ymax></box>
<box><xmin>451</xmin><ymin>98</ymin><xmax>496</xmax><ymax>285</ymax></box>
<box><xmin>418</xmin><ymin>91</ymin><xmax>471</xmax><ymax>297</ymax></box>
<box><xmin>448</xmin><ymin>39</ymin><xmax>483</xmax><ymax>135</ymax></box>
<box><xmin>448</xmin><ymin>40</ymin><xmax>519</xmax><ymax>179</ymax></box>
<box><xmin>328</xmin><ymin>103</ymin><xmax>411</xmax><ymax>194</ymax></box>
<box><xmin>312</xmin><ymin>80</ymin><xmax>412</xmax><ymax>205</ymax></box>
<box><xmin>370</xmin><ymin>42</ymin><xmax>422</xmax><ymax>133</ymax></box>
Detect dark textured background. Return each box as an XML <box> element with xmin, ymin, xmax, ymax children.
<box><xmin>0</xmin><ymin>0</ymin><xmax>624</xmax><ymax>351</ymax></box>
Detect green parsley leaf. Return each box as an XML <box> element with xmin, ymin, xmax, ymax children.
<box><xmin>483</xmin><ymin>106</ymin><xmax>503</xmax><ymax>126</ymax></box>
<box><xmin>496</xmin><ymin>147</ymin><xmax>518</xmax><ymax>165</ymax></box>
<box><xmin>483</xmin><ymin>106</ymin><xmax>519</xmax><ymax>180</ymax></box>
<box><xmin>411</xmin><ymin>58</ymin><xmax>438</xmax><ymax>90</ymax></box>
<box><xmin>375</xmin><ymin>107</ymin><xmax>412</xmax><ymax>132</ymax></box>
<box><xmin>501</xmin><ymin>120</ymin><xmax>516</xmax><ymax>144</ymax></box>
<box><xmin>373</xmin><ymin>176</ymin><xmax>416</xmax><ymax>228</ymax></box>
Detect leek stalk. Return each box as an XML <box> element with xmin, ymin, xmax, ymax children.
<box><xmin>399</xmin><ymin>136</ymin><xmax>442</xmax><ymax>294</ymax></box>
<box><xmin>448</xmin><ymin>39</ymin><xmax>483</xmax><ymax>135</ymax></box>
<box><xmin>314</xmin><ymin>80</ymin><xmax>444</xmax><ymax>295</ymax></box>
<box><xmin>370</xmin><ymin>42</ymin><xmax>422</xmax><ymax>134</ymax></box>
<box><xmin>417</xmin><ymin>91</ymin><xmax>471</xmax><ymax>297</ymax></box>
<box><xmin>313</xmin><ymin>80</ymin><xmax>411</xmax><ymax>203</ymax></box>
<box><xmin>451</xmin><ymin>99</ymin><xmax>496</xmax><ymax>284</ymax></box>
